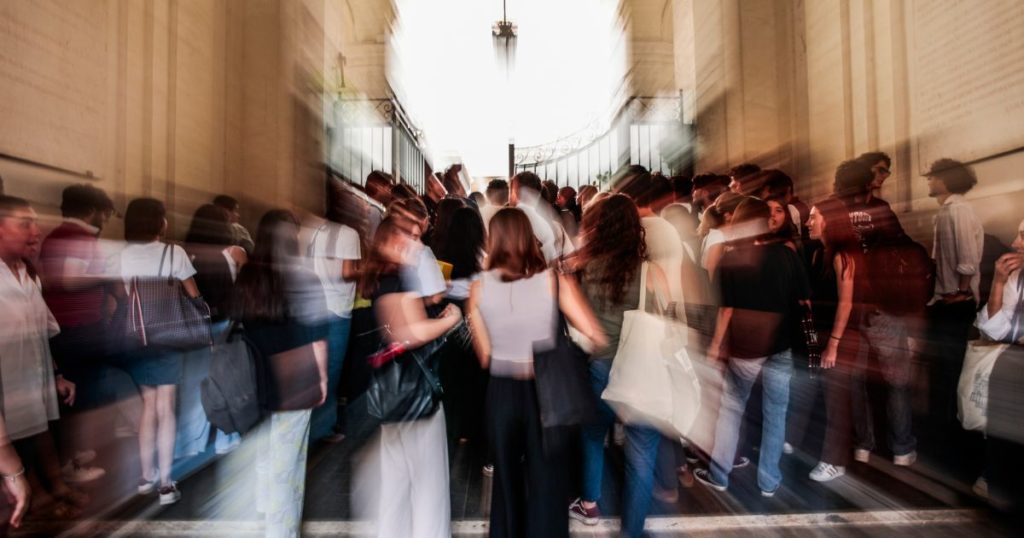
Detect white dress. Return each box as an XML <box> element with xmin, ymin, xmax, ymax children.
<box><xmin>0</xmin><ymin>262</ymin><xmax>60</xmax><ymax>440</ymax></box>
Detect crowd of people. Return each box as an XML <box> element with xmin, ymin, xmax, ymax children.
<box><xmin>0</xmin><ymin>150</ymin><xmax>1021</xmax><ymax>537</ymax></box>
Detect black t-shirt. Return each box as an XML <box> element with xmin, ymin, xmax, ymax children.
<box><xmin>243</xmin><ymin>268</ymin><xmax>329</xmax><ymax>357</ymax></box>
<box><xmin>845</xmin><ymin>197</ymin><xmax>906</xmax><ymax>252</ymax></box>
<box><xmin>719</xmin><ymin>242</ymin><xmax>811</xmax><ymax>358</ymax></box>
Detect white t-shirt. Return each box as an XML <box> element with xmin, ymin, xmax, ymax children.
<box><xmin>642</xmin><ymin>215</ymin><xmax>685</xmax><ymax>304</ymax></box>
<box><xmin>115</xmin><ymin>241</ymin><xmax>197</xmax><ymax>291</ymax></box>
<box><xmin>302</xmin><ymin>220</ymin><xmax>361</xmax><ymax>318</ymax></box>
<box><xmin>402</xmin><ymin>244</ymin><xmax>447</xmax><ymax>298</ymax></box>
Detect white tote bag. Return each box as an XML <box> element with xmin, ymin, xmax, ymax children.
<box><xmin>601</xmin><ymin>263</ymin><xmax>702</xmax><ymax>438</ymax></box>
<box><xmin>957</xmin><ymin>339</ymin><xmax>1006</xmax><ymax>432</ymax></box>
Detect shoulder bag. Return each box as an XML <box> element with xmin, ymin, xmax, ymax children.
<box><xmin>126</xmin><ymin>244</ymin><xmax>212</xmax><ymax>350</ymax></box>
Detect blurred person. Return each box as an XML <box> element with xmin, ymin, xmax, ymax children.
<box><xmin>510</xmin><ymin>172</ymin><xmax>560</xmax><ymax>262</ymax></box>
<box><xmin>669</xmin><ymin>175</ymin><xmax>695</xmax><ymax>212</ymax></box>
<box><xmin>801</xmin><ymin>197</ymin><xmax>863</xmax><ymax>482</ymax></box>
<box><xmin>212</xmin><ymin>195</ymin><xmax>255</xmax><ymax>254</ymax></box>
<box><xmin>541</xmin><ymin>180</ymin><xmax>559</xmax><ymax>210</ymax></box>
<box><xmin>556</xmin><ymin>186</ymin><xmax>581</xmax><ymax>241</ymax></box>
<box><xmin>567</xmin><ymin>194</ymin><xmax>671</xmax><ymax>537</ymax></box>
<box><xmin>38</xmin><ymin>185</ymin><xmax>114</xmax><ymax>484</ymax></box>
<box><xmin>577</xmin><ymin>184</ymin><xmax>599</xmax><ymax>212</ymax></box>
<box><xmin>690</xmin><ymin>173</ymin><xmax>730</xmax><ymax>219</ymax></box>
<box><xmin>391</xmin><ymin>182</ymin><xmax>418</xmax><ymax>201</ymax></box>
<box><xmin>727</xmin><ymin>164</ymin><xmax>762</xmax><ymax>196</ymax></box>
<box><xmin>357</xmin><ymin>215</ymin><xmax>462</xmax><ymax>538</ymax></box>
<box><xmin>924</xmin><ymin>159</ymin><xmax>984</xmax><ymax>447</ymax></box>
<box><xmin>299</xmin><ymin>191</ymin><xmax>363</xmax><ymax>444</ymax></box>
<box><xmin>364</xmin><ymin>170</ymin><xmax>395</xmax><ymax>239</ymax></box>
<box><xmin>765</xmin><ymin>195</ymin><xmax>800</xmax><ymax>253</ymax></box>
<box><xmin>180</xmin><ymin>204</ymin><xmax>245</xmax><ymax>457</ymax></box>
<box><xmin>0</xmin><ymin>410</ymin><xmax>30</xmax><ymax>533</ymax></box>
<box><xmin>116</xmin><ymin>198</ymin><xmax>201</xmax><ymax>505</ymax></box>
<box><xmin>614</xmin><ymin>165</ymin><xmax>686</xmax><ymax>305</ymax></box>
<box><xmin>757</xmin><ymin>170</ymin><xmax>806</xmax><ymax>229</ymax></box>
<box><xmin>0</xmin><ymin>195</ymin><xmax>83</xmax><ymax>518</ymax></box>
<box><xmin>443</xmin><ymin>164</ymin><xmax>472</xmax><ymax>206</ymax></box>
<box><xmin>856</xmin><ymin>151</ymin><xmax>893</xmax><ymax>203</ymax></box>
<box><xmin>977</xmin><ymin>219</ymin><xmax>1024</xmax><ymax>510</ymax></box>
<box><xmin>693</xmin><ymin>198</ymin><xmax>811</xmax><ymax>497</ymax></box>
<box><xmin>470</xmin><ymin>191</ymin><xmax>485</xmax><ymax>208</ymax></box>
<box><xmin>481</xmin><ymin>179</ymin><xmax>509</xmax><ymax>231</ymax></box>
<box><xmin>466</xmin><ymin>207</ymin><xmax>605</xmax><ymax>538</ymax></box>
<box><xmin>389</xmin><ymin>198</ymin><xmax>448</xmax><ymax>307</ymax></box>
<box><xmin>233</xmin><ymin>209</ymin><xmax>329</xmax><ymax>538</ymax></box>
<box><xmin>435</xmin><ymin>207</ymin><xmax>488</xmax><ymax>449</ymax></box>
<box><xmin>834</xmin><ymin>159</ymin><xmax>923</xmax><ymax>467</ymax></box>
<box><xmin>698</xmin><ymin>191</ymin><xmax>748</xmax><ymax>279</ymax></box>
<box><xmin>429</xmin><ymin>197</ymin><xmax>467</xmax><ymax>262</ymax></box>
<box><xmin>422</xmin><ymin>172</ymin><xmax>447</xmax><ymax>228</ymax></box>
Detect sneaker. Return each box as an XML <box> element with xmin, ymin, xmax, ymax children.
<box><xmin>761</xmin><ymin>486</ymin><xmax>779</xmax><ymax>498</ymax></box>
<box><xmin>783</xmin><ymin>442</ymin><xmax>794</xmax><ymax>455</ymax></box>
<box><xmin>733</xmin><ymin>456</ymin><xmax>750</xmax><ymax>469</ymax></box>
<box><xmin>138</xmin><ymin>473</ymin><xmax>158</xmax><ymax>495</ymax></box>
<box><xmin>62</xmin><ymin>461</ymin><xmax>106</xmax><ymax>484</ymax></box>
<box><xmin>854</xmin><ymin>448</ymin><xmax>871</xmax><ymax>463</ymax></box>
<box><xmin>482</xmin><ymin>464</ymin><xmax>494</xmax><ymax>477</ymax></box>
<box><xmin>972</xmin><ymin>477</ymin><xmax>988</xmax><ymax>499</ymax></box>
<box><xmin>158</xmin><ymin>483</ymin><xmax>181</xmax><ymax>505</ymax></box>
<box><xmin>568</xmin><ymin>498</ymin><xmax>599</xmax><ymax>525</ymax></box>
<box><xmin>808</xmin><ymin>462</ymin><xmax>846</xmax><ymax>482</ymax></box>
<box><xmin>893</xmin><ymin>451</ymin><xmax>917</xmax><ymax>467</ymax></box>
<box><xmin>693</xmin><ymin>468</ymin><xmax>727</xmax><ymax>492</ymax></box>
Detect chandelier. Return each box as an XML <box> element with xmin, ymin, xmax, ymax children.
<box><xmin>492</xmin><ymin>0</ymin><xmax>517</xmax><ymax>74</ymax></box>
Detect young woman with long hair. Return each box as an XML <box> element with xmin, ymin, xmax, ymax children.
<box><xmin>566</xmin><ymin>194</ymin><xmax>671</xmax><ymax>538</ymax></box>
<box><xmin>803</xmin><ymin>196</ymin><xmax>864</xmax><ymax>482</ymax></box>
<box><xmin>233</xmin><ymin>209</ymin><xmax>329</xmax><ymax>537</ymax></box>
<box><xmin>356</xmin><ymin>215</ymin><xmax>462</xmax><ymax>538</ymax></box>
<box><xmin>466</xmin><ymin>207</ymin><xmax>606</xmax><ymax>538</ymax></box>
<box><xmin>764</xmin><ymin>195</ymin><xmax>801</xmax><ymax>253</ymax></box>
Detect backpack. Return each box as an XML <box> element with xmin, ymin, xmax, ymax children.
<box><xmin>867</xmin><ymin>236</ymin><xmax>935</xmax><ymax>315</ymax></box>
<box><xmin>201</xmin><ymin>325</ymin><xmax>265</xmax><ymax>435</ymax></box>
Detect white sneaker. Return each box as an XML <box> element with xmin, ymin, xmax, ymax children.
<box><xmin>482</xmin><ymin>464</ymin><xmax>494</xmax><ymax>477</ymax></box>
<box><xmin>783</xmin><ymin>442</ymin><xmax>794</xmax><ymax>455</ymax></box>
<box><xmin>62</xmin><ymin>461</ymin><xmax>106</xmax><ymax>483</ymax></box>
<box><xmin>138</xmin><ymin>473</ymin><xmax>158</xmax><ymax>495</ymax></box>
<box><xmin>159</xmin><ymin>482</ymin><xmax>181</xmax><ymax>505</ymax></box>
<box><xmin>809</xmin><ymin>462</ymin><xmax>846</xmax><ymax>482</ymax></box>
<box><xmin>893</xmin><ymin>451</ymin><xmax>916</xmax><ymax>467</ymax></box>
<box><xmin>854</xmin><ymin>448</ymin><xmax>871</xmax><ymax>463</ymax></box>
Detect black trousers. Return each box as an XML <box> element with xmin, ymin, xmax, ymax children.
<box><xmin>487</xmin><ymin>376</ymin><xmax>569</xmax><ymax>538</ymax></box>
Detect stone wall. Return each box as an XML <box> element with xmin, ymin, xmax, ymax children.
<box><xmin>0</xmin><ymin>0</ymin><xmax>374</xmax><ymax>239</ymax></box>
<box><xmin>674</xmin><ymin>0</ymin><xmax>1024</xmax><ymax>244</ymax></box>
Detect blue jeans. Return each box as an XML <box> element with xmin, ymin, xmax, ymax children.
<box><xmin>581</xmin><ymin>359</ymin><xmax>661</xmax><ymax>538</ymax></box>
<box><xmin>310</xmin><ymin>315</ymin><xmax>351</xmax><ymax>442</ymax></box>
<box><xmin>853</xmin><ymin>311</ymin><xmax>917</xmax><ymax>456</ymax></box>
<box><xmin>710</xmin><ymin>349</ymin><xmax>793</xmax><ymax>493</ymax></box>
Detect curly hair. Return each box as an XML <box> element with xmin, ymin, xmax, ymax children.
<box><xmin>578</xmin><ymin>194</ymin><xmax>647</xmax><ymax>304</ymax></box>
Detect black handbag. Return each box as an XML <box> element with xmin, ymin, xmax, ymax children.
<box><xmin>126</xmin><ymin>244</ymin><xmax>213</xmax><ymax>350</ymax></box>
<box><xmin>365</xmin><ymin>323</ymin><xmax>457</xmax><ymax>423</ymax></box>
<box><xmin>263</xmin><ymin>342</ymin><xmax>325</xmax><ymax>411</ymax></box>
<box><xmin>533</xmin><ymin>317</ymin><xmax>599</xmax><ymax>428</ymax></box>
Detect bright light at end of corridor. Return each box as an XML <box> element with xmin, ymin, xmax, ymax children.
<box><xmin>389</xmin><ymin>0</ymin><xmax>625</xmax><ymax>176</ymax></box>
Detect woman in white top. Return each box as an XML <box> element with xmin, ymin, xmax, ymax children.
<box><xmin>117</xmin><ymin>198</ymin><xmax>200</xmax><ymax>505</ymax></box>
<box><xmin>976</xmin><ymin>219</ymin><xmax>1024</xmax><ymax>343</ymax></box>
<box><xmin>698</xmin><ymin>191</ymin><xmax>747</xmax><ymax>279</ymax></box>
<box><xmin>467</xmin><ymin>207</ymin><xmax>605</xmax><ymax>538</ymax></box>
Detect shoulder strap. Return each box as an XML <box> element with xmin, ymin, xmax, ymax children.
<box><xmin>638</xmin><ymin>261</ymin><xmax>649</xmax><ymax>310</ymax></box>
<box><xmin>157</xmin><ymin>243</ymin><xmax>172</xmax><ymax>281</ymax></box>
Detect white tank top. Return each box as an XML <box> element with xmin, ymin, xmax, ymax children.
<box><xmin>477</xmin><ymin>269</ymin><xmax>557</xmax><ymax>378</ymax></box>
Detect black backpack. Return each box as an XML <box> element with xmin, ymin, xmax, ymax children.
<box><xmin>867</xmin><ymin>236</ymin><xmax>935</xmax><ymax>315</ymax></box>
<box><xmin>201</xmin><ymin>325</ymin><xmax>264</xmax><ymax>435</ymax></box>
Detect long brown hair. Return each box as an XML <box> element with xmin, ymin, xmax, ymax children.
<box><xmin>813</xmin><ymin>196</ymin><xmax>861</xmax><ymax>280</ymax></box>
<box><xmin>359</xmin><ymin>216</ymin><xmax>419</xmax><ymax>298</ymax></box>
<box><xmin>578</xmin><ymin>194</ymin><xmax>647</xmax><ymax>304</ymax></box>
<box><xmin>486</xmin><ymin>208</ymin><xmax>547</xmax><ymax>282</ymax></box>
